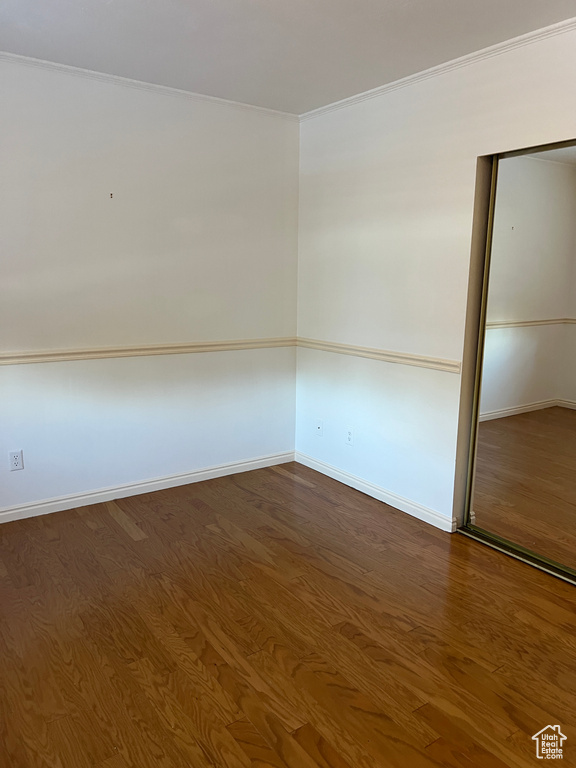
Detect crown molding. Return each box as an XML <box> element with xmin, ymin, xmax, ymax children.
<box><xmin>4</xmin><ymin>17</ymin><xmax>574</xmax><ymax>123</ymax></box>
<box><xmin>0</xmin><ymin>51</ymin><xmax>299</xmax><ymax>122</ymax></box>
<box><xmin>486</xmin><ymin>318</ymin><xmax>576</xmax><ymax>329</ymax></box>
<box><xmin>300</xmin><ymin>17</ymin><xmax>576</xmax><ymax>121</ymax></box>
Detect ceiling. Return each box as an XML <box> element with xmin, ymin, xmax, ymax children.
<box><xmin>1</xmin><ymin>1</ymin><xmax>575</xmax><ymax>114</ymax></box>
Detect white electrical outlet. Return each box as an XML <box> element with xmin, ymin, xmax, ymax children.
<box><xmin>315</xmin><ymin>420</ymin><xmax>324</xmax><ymax>437</ymax></box>
<box><xmin>9</xmin><ymin>450</ymin><xmax>24</xmax><ymax>471</ymax></box>
<box><xmin>345</xmin><ymin>427</ymin><xmax>354</xmax><ymax>446</ymax></box>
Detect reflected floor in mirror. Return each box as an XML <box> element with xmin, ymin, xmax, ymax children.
<box><xmin>473</xmin><ymin>406</ymin><xmax>576</xmax><ymax>570</ymax></box>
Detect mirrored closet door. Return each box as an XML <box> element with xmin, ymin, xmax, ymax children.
<box><xmin>466</xmin><ymin>140</ymin><xmax>576</xmax><ymax>579</ymax></box>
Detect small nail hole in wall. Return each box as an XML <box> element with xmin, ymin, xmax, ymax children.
<box><xmin>110</xmin><ymin>193</ymin><xmax>113</xmax><ymax>198</ymax></box>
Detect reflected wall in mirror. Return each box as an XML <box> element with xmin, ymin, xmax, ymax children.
<box><xmin>472</xmin><ymin>142</ymin><xmax>576</xmax><ymax>573</ymax></box>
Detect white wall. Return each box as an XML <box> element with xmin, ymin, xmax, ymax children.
<box><xmin>560</xmin><ymin>179</ymin><xmax>576</xmax><ymax>405</ymax></box>
<box><xmin>296</xmin><ymin>349</ymin><xmax>461</xmax><ymax>528</ymax></box>
<box><xmin>486</xmin><ymin>157</ymin><xmax>576</xmax><ymax>324</ymax></box>
<box><xmin>0</xmin><ymin>63</ymin><xmax>298</xmax><ymax>350</ymax></box>
<box><xmin>0</xmin><ymin>60</ymin><xmax>299</xmax><ymax>517</ymax></box>
<box><xmin>480</xmin><ymin>324</ymin><xmax>566</xmax><ymax>415</ymax></box>
<box><xmin>480</xmin><ymin>156</ymin><xmax>576</xmax><ymax>416</ymax></box>
<box><xmin>3</xmin><ymin>23</ymin><xmax>576</xmax><ymax>530</ymax></box>
<box><xmin>296</xmin><ymin>25</ymin><xmax>576</xmax><ymax>527</ymax></box>
<box><xmin>558</xmin><ymin>324</ymin><xmax>576</xmax><ymax>403</ymax></box>
<box><xmin>1</xmin><ymin>350</ymin><xmax>296</xmax><ymax>512</ymax></box>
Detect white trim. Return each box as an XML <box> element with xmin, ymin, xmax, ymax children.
<box><xmin>0</xmin><ymin>452</ymin><xmax>295</xmax><ymax>525</ymax></box>
<box><xmin>0</xmin><ymin>337</ymin><xmax>298</xmax><ymax>366</ymax></box>
<box><xmin>295</xmin><ymin>452</ymin><xmax>456</xmax><ymax>532</ymax></box>
<box><xmin>486</xmin><ymin>318</ymin><xmax>576</xmax><ymax>329</ymax></box>
<box><xmin>0</xmin><ymin>51</ymin><xmax>298</xmax><ymax>122</ymax></box>
<box><xmin>300</xmin><ymin>17</ymin><xmax>576</xmax><ymax>121</ymax></box>
<box><xmin>4</xmin><ymin>18</ymin><xmax>575</xmax><ymax>123</ymax></box>
<box><xmin>479</xmin><ymin>398</ymin><xmax>576</xmax><ymax>421</ymax></box>
<box><xmin>297</xmin><ymin>338</ymin><xmax>460</xmax><ymax>374</ymax></box>
<box><xmin>0</xmin><ymin>336</ymin><xmax>460</xmax><ymax>372</ymax></box>
<box><xmin>479</xmin><ymin>399</ymin><xmax>556</xmax><ymax>421</ymax></box>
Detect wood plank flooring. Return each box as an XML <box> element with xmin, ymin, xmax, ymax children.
<box><xmin>1</xmin><ymin>462</ymin><xmax>575</xmax><ymax>767</ymax></box>
<box><xmin>473</xmin><ymin>406</ymin><xmax>576</xmax><ymax>570</ymax></box>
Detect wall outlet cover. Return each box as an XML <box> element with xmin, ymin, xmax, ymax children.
<box><xmin>9</xmin><ymin>450</ymin><xmax>24</xmax><ymax>471</ymax></box>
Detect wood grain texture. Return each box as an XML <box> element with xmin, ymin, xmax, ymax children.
<box><xmin>105</xmin><ymin>501</ymin><xmax>148</xmax><ymax>542</ymax></box>
<box><xmin>473</xmin><ymin>406</ymin><xmax>576</xmax><ymax>569</ymax></box>
<box><xmin>0</xmin><ymin>462</ymin><xmax>574</xmax><ymax>767</ymax></box>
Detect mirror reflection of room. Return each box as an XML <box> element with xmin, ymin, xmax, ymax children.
<box><xmin>472</xmin><ymin>145</ymin><xmax>576</xmax><ymax>570</ymax></box>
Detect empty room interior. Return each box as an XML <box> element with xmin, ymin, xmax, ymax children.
<box><xmin>1</xmin><ymin>2</ymin><xmax>576</xmax><ymax>767</ymax></box>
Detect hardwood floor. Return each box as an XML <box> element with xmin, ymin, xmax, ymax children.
<box><xmin>1</xmin><ymin>462</ymin><xmax>575</xmax><ymax>767</ymax></box>
<box><xmin>473</xmin><ymin>406</ymin><xmax>576</xmax><ymax>570</ymax></box>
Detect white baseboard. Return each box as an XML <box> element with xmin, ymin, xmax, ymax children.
<box><xmin>479</xmin><ymin>398</ymin><xmax>576</xmax><ymax>421</ymax></box>
<box><xmin>294</xmin><ymin>452</ymin><xmax>456</xmax><ymax>532</ymax></box>
<box><xmin>0</xmin><ymin>452</ymin><xmax>295</xmax><ymax>525</ymax></box>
